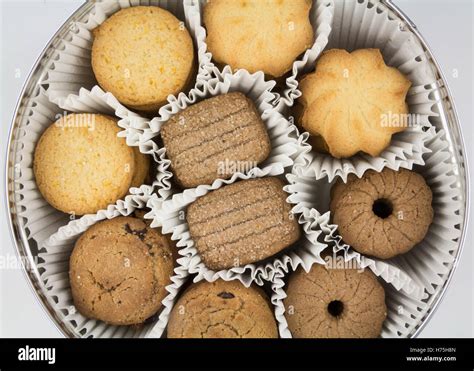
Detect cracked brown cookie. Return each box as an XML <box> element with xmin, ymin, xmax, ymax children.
<box><xmin>167</xmin><ymin>280</ymin><xmax>278</xmax><ymax>338</ymax></box>
<box><xmin>285</xmin><ymin>264</ymin><xmax>387</xmax><ymax>338</ymax></box>
<box><xmin>69</xmin><ymin>216</ymin><xmax>175</xmax><ymax>325</ymax></box>
<box><xmin>34</xmin><ymin>114</ymin><xmax>135</xmax><ymax>215</ymax></box>
<box><xmin>186</xmin><ymin>177</ymin><xmax>301</xmax><ymax>270</ymax></box>
<box><xmin>330</xmin><ymin>168</ymin><xmax>433</xmax><ymax>259</ymax></box>
<box><xmin>161</xmin><ymin>92</ymin><xmax>271</xmax><ymax>188</ymax></box>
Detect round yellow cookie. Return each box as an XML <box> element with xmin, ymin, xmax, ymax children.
<box><xmin>204</xmin><ymin>0</ymin><xmax>314</xmax><ymax>78</ymax></box>
<box><xmin>92</xmin><ymin>6</ymin><xmax>195</xmax><ymax>112</ymax></box>
<box><xmin>34</xmin><ymin>113</ymin><xmax>135</xmax><ymax>215</ymax></box>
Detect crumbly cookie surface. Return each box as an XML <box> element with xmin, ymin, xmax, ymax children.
<box><xmin>69</xmin><ymin>217</ymin><xmax>175</xmax><ymax>325</ymax></box>
<box><xmin>34</xmin><ymin>114</ymin><xmax>134</xmax><ymax>215</ymax></box>
<box><xmin>161</xmin><ymin>92</ymin><xmax>271</xmax><ymax>188</ymax></box>
<box><xmin>92</xmin><ymin>6</ymin><xmax>195</xmax><ymax>111</ymax></box>
<box><xmin>167</xmin><ymin>280</ymin><xmax>278</xmax><ymax>338</ymax></box>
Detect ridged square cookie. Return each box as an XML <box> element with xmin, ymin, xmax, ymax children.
<box><xmin>161</xmin><ymin>92</ymin><xmax>271</xmax><ymax>188</ymax></box>
<box><xmin>186</xmin><ymin>177</ymin><xmax>301</xmax><ymax>270</ymax></box>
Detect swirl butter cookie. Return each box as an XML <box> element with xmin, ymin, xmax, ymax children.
<box><xmin>34</xmin><ymin>114</ymin><xmax>135</xmax><ymax>215</ymax></box>
<box><xmin>299</xmin><ymin>49</ymin><xmax>412</xmax><ymax>158</ymax></box>
<box><xmin>69</xmin><ymin>217</ymin><xmax>175</xmax><ymax>326</ymax></box>
<box><xmin>204</xmin><ymin>0</ymin><xmax>314</xmax><ymax>78</ymax></box>
<box><xmin>92</xmin><ymin>6</ymin><xmax>195</xmax><ymax>112</ymax></box>
<box><xmin>167</xmin><ymin>280</ymin><xmax>278</xmax><ymax>338</ymax></box>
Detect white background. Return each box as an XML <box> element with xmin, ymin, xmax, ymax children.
<box><xmin>0</xmin><ymin>0</ymin><xmax>473</xmax><ymax>337</ymax></box>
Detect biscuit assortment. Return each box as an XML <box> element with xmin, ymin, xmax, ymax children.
<box><xmin>30</xmin><ymin>1</ymin><xmax>444</xmax><ymax>338</ymax></box>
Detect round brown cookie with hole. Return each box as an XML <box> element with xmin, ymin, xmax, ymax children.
<box><xmin>167</xmin><ymin>280</ymin><xmax>278</xmax><ymax>338</ymax></box>
<box><xmin>69</xmin><ymin>216</ymin><xmax>175</xmax><ymax>325</ymax></box>
<box><xmin>330</xmin><ymin>168</ymin><xmax>433</xmax><ymax>259</ymax></box>
<box><xmin>284</xmin><ymin>264</ymin><xmax>387</xmax><ymax>338</ymax></box>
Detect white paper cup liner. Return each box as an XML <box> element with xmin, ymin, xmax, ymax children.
<box><xmin>12</xmin><ymin>87</ymin><xmax>168</xmax><ymax>250</ymax></box>
<box><xmin>149</xmin><ymin>176</ymin><xmax>328</xmax><ymax>289</ymax></box>
<box><xmin>284</xmin><ymin>126</ymin><xmax>465</xmax><ymax>302</ymax></box>
<box><xmin>145</xmin><ymin>269</ymin><xmax>283</xmax><ymax>338</ymax></box>
<box><xmin>270</xmin><ymin>265</ymin><xmax>434</xmax><ymax>338</ymax></box>
<box><xmin>195</xmin><ymin>0</ymin><xmax>334</xmax><ymax>112</ymax></box>
<box><xmin>40</xmin><ymin>0</ymin><xmax>212</xmax><ymax>117</ymax></box>
<box><xmin>289</xmin><ymin>0</ymin><xmax>441</xmax><ymax>182</ymax></box>
<box><xmin>145</xmin><ymin>265</ymin><xmax>190</xmax><ymax>338</ymax></box>
<box><xmin>148</xmin><ymin>69</ymin><xmax>304</xmax><ymax>191</ymax></box>
<box><xmin>151</xmin><ymin>171</ymin><xmax>289</xmax><ymax>287</ymax></box>
<box><xmin>37</xmin><ymin>193</ymin><xmax>182</xmax><ymax>338</ymax></box>
<box><xmin>275</xmin><ymin>0</ymin><xmax>335</xmax><ymax>112</ymax></box>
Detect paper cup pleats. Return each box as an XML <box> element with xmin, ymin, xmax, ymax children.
<box><xmin>10</xmin><ymin>0</ymin><xmax>466</xmax><ymax>339</ymax></box>
<box><xmin>38</xmin><ymin>193</ymin><xmax>169</xmax><ymax>338</ymax></box>
<box><xmin>41</xmin><ymin>0</ymin><xmax>212</xmax><ymax>116</ymax></box>
<box><xmin>286</xmin><ymin>0</ymin><xmax>441</xmax><ymax>182</ymax></box>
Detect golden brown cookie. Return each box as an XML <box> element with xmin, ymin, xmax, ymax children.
<box><xmin>330</xmin><ymin>168</ymin><xmax>433</xmax><ymax>259</ymax></box>
<box><xmin>34</xmin><ymin>114</ymin><xmax>135</xmax><ymax>215</ymax></box>
<box><xmin>161</xmin><ymin>92</ymin><xmax>271</xmax><ymax>188</ymax></box>
<box><xmin>285</xmin><ymin>264</ymin><xmax>387</xmax><ymax>338</ymax></box>
<box><xmin>69</xmin><ymin>217</ymin><xmax>175</xmax><ymax>326</ymax></box>
<box><xmin>186</xmin><ymin>177</ymin><xmax>301</xmax><ymax>270</ymax></box>
<box><xmin>204</xmin><ymin>0</ymin><xmax>314</xmax><ymax>78</ymax></box>
<box><xmin>299</xmin><ymin>49</ymin><xmax>412</xmax><ymax>158</ymax></box>
<box><xmin>92</xmin><ymin>6</ymin><xmax>195</xmax><ymax>112</ymax></box>
<box><xmin>167</xmin><ymin>280</ymin><xmax>278</xmax><ymax>338</ymax></box>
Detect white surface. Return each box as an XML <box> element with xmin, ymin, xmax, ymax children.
<box><xmin>0</xmin><ymin>0</ymin><xmax>473</xmax><ymax>338</ymax></box>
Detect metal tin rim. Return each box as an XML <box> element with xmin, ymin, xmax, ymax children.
<box><xmin>382</xmin><ymin>0</ymin><xmax>470</xmax><ymax>338</ymax></box>
<box><xmin>4</xmin><ymin>0</ymin><xmax>470</xmax><ymax>339</ymax></box>
<box><xmin>4</xmin><ymin>1</ymin><xmax>96</xmax><ymax>338</ymax></box>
